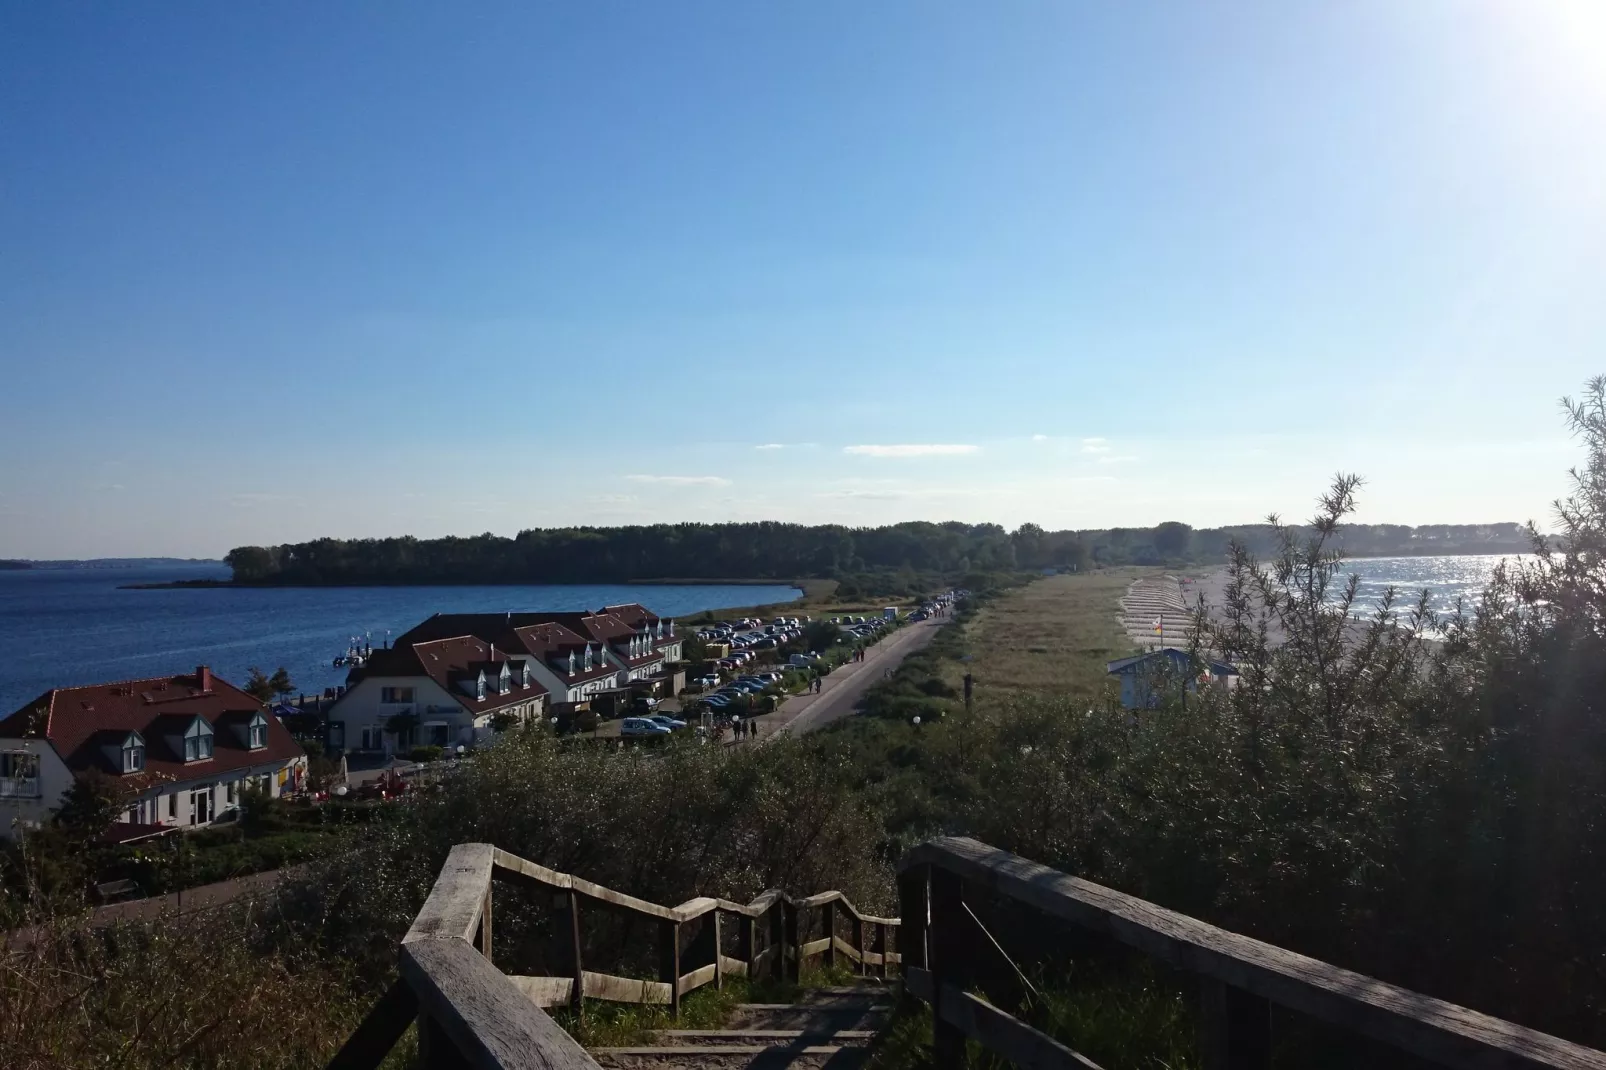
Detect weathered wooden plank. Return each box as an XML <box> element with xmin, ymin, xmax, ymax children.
<box><xmin>591</xmin><ymin>1046</ymin><xmax>848</xmax><ymax>1057</ymax></box>
<box><xmin>677</xmin><ymin>962</ymin><xmax>718</xmax><ymax>995</ymax></box>
<box><xmin>325</xmin><ymin>978</ymin><xmax>419</xmax><ymax>1070</ymax></box>
<box><xmin>932</xmin><ymin>982</ymin><xmax>1104</xmax><ymax>1070</ymax></box>
<box><xmin>801</xmin><ymin>937</ymin><xmax>832</xmax><ymax>957</ymax></box>
<box><xmin>929</xmin><ymin>867</ymin><xmax>970</xmax><ymax>1070</ymax></box>
<box><xmin>491</xmin><ymin>849</ymin><xmax>678</xmax><ymax>922</ymax></box>
<box><xmin>507</xmin><ymin>976</ymin><xmax>575</xmax><ymax>1009</ymax></box>
<box><xmin>670</xmin><ymin>897</ymin><xmax>719</xmax><ymax>924</ymax></box>
<box><xmin>796</xmin><ymin>890</ymin><xmax>842</xmax><ymax>909</ymax></box>
<box><xmin>903</xmin><ymin>837</ymin><xmax>1606</xmax><ymax>1070</ymax></box>
<box><xmin>480</xmin><ymin>886</ymin><xmax>494</xmax><ymax>960</ymax></box>
<box><xmin>565</xmin><ymin>891</ymin><xmax>583</xmax><ymax>1011</ymax></box>
<box><xmin>718</xmin><ymin>954</ymin><xmax>749</xmax><ymax>978</ymax></box>
<box><xmin>582</xmin><ymin>970</ymin><xmax>672</xmax><ymax>1004</ymax></box>
<box><xmin>405</xmin><ymin>843</ymin><xmax>494</xmax><ymax>945</ymax></box>
<box><xmin>659</xmin><ymin>920</ymin><xmax>681</xmax><ymax>1016</ymax></box>
<box><xmin>399</xmin><ymin>937</ymin><xmax>600</xmax><ymax>1070</ymax></box>
<box><xmin>833</xmin><ymin>935</ymin><xmax>863</xmax><ymax>963</ymax></box>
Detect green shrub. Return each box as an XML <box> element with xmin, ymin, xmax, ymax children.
<box><xmin>408</xmin><ymin>745</ymin><xmax>445</xmax><ymax>763</ymax></box>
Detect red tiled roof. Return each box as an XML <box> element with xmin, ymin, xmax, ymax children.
<box><xmin>601</xmin><ymin>604</ymin><xmax>678</xmax><ymax>648</ymax></box>
<box><xmin>391</xmin><ymin>614</ymin><xmax>619</xmax><ymax>684</ymax></box>
<box><xmin>601</xmin><ymin>603</ymin><xmax>660</xmax><ymax>628</ymax></box>
<box><xmin>352</xmin><ymin>636</ymin><xmax>548</xmax><ymax>714</ymax></box>
<box><xmin>0</xmin><ymin>668</ymin><xmax>305</xmax><ymax>783</ymax></box>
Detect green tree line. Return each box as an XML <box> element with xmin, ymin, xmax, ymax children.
<box><xmin>223</xmin><ymin>518</ymin><xmax>1532</xmax><ymax>586</ymax></box>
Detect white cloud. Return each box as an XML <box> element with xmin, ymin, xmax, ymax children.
<box><xmin>842</xmin><ymin>444</ymin><xmax>980</xmax><ymax>458</ymax></box>
<box><xmin>1031</xmin><ymin>434</ymin><xmax>1051</xmax><ymax>442</ymax></box>
<box><xmin>1098</xmin><ymin>454</ymin><xmax>1139</xmax><ymax>465</ymax></box>
<box><xmin>1081</xmin><ymin>437</ymin><xmax>1111</xmax><ymax>454</ymax></box>
<box><xmin>755</xmin><ymin>443</ymin><xmax>786</xmax><ymax>450</ymax></box>
<box><xmin>625</xmin><ymin>474</ymin><xmax>732</xmax><ymax>486</ymax></box>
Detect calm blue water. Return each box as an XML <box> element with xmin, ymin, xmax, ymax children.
<box><xmin>0</xmin><ymin>564</ymin><xmax>800</xmax><ymax>713</ymax></box>
<box><xmin>1341</xmin><ymin>554</ymin><xmax>1537</xmax><ymax>613</ymax></box>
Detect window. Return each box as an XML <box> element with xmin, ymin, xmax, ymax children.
<box><xmin>521</xmin><ymin>665</ymin><xmax>530</xmax><ymax>687</ymax></box>
<box><xmin>122</xmin><ymin>731</ymin><xmax>145</xmax><ymax>773</ymax></box>
<box><xmin>168</xmin><ymin>793</ymin><xmax>177</xmax><ymax>818</ymax></box>
<box><xmin>567</xmin><ymin>652</ymin><xmax>576</xmax><ymax>674</ymax></box>
<box><xmin>248</xmin><ymin>712</ymin><xmax>268</xmax><ymax>750</ymax></box>
<box><xmin>0</xmin><ymin>751</ymin><xmax>40</xmax><ymax>798</ymax></box>
<box><xmin>226</xmin><ymin>780</ymin><xmax>237</xmax><ymax>805</ymax></box>
<box><xmin>183</xmin><ymin>718</ymin><xmax>214</xmax><ymax>762</ymax></box>
<box><xmin>476</xmin><ymin>676</ymin><xmax>486</xmax><ymax>700</ymax></box>
<box><xmin>380</xmin><ymin>686</ymin><xmax>415</xmax><ymax>704</ymax></box>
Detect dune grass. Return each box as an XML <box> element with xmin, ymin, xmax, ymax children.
<box><xmin>936</xmin><ymin>568</ymin><xmax>1154</xmax><ymax>711</ymax></box>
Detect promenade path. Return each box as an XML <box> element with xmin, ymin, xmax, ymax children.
<box><xmin>755</xmin><ymin>614</ymin><xmax>947</xmax><ymax>737</ymax></box>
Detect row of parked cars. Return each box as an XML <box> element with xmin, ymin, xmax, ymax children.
<box><xmin>695</xmin><ymin>670</ymin><xmax>787</xmax><ymax>714</ymax></box>
<box><xmin>620</xmin><ymin>713</ymin><xmax>689</xmax><ymax>737</ymax></box>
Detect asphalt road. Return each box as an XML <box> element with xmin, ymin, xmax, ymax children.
<box><xmin>759</xmin><ymin>615</ymin><xmax>947</xmax><ymax>737</ymax></box>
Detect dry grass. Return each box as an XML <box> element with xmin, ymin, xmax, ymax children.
<box><xmin>947</xmin><ymin>569</ymin><xmax>1157</xmax><ymax>709</ymax></box>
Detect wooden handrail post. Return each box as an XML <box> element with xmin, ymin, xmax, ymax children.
<box><xmin>1200</xmin><ymin>978</ymin><xmax>1271</xmax><ymax>1070</ymax></box>
<box><xmin>874</xmin><ymin>922</ymin><xmax>887</xmax><ymax>978</ymax></box>
<box><xmin>767</xmin><ymin>901</ymin><xmax>787</xmax><ymax>983</ymax></box>
<box><xmin>687</xmin><ymin>913</ymin><xmax>720</xmax><ymax>991</ymax></box>
<box><xmin>821</xmin><ymin>901</ymin><xmax>837</xmax><ymax>970</ymax></box>
<box><xmin>659</xmin><ymin>920</ymin><xmax>682</xmax><ymax>1017</ymax></box>
<box><xmin>786</xmin><ymin>900</ymin><xmax>803</xmax><ymax>983</ymax></box>
<box><xmin>479</xmin><ymin>886</ymin><xmax>493</xmax><ymax>961</ymax></box>
<box><xmin>929</xmin><ymin>868</ymin><xmax>971</xmax><ymax>1070</ymax></box>
<box><xmin>419</xmin><ymin>1014</ymin><xmax>472</xmax><ymax>1070</ymax></box>
<box><xmin>565</xmin><ymin>891</ymin><xmax>584</xmax><ymax>1011</ymax></box>
<box><xmin>851</xmin><ymin>914</ymin><xmax>865</xmax><ymax>977</ymax></box>
<box><xmin>740</xmin><ymin>912</ymin><xmax>758</xmax><ymax>979</ymax></box>
<box><xmin>896</xmin><ymin>864</ymin><xmax>928</xmax><ymax>984</ymax></box>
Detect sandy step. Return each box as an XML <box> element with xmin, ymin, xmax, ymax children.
<box><xmin>726</xmin><ymin>1002</ymin><xmax>891</xmax><ymax>1032</ymax></box>
<box><xmin>591</xmin><ymin>1046</ymin><xmax>870</xmax><ymax>1070</ymax></box>
<box><xmin>651</xmin><ymin>1030</ymin><xmax>875</xmax><ymax>1047</ymax></box>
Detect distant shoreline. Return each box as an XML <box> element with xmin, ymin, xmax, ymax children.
<box><xmin>120</xmin><ymin>577</ymin><xmax>811</xmax><ymax>593</ymax></box>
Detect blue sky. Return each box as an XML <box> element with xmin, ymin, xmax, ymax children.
<box><xmin>2</xmin><ymin>2</ymin><xmax>1603</xmax><ymax>557</ymax></box>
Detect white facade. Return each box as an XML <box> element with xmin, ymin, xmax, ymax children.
<box><xmin>0</xmin><ymin>733</ymin><xmax>305</xmax><ymax>840</ymax></box>
<box><xmin>329</xmin><ymin>673</ymin><xmax>546</xmax><ymax>755</ymax></box>
<box><xmin>0</xmin><ymin>737</ymin><xmax>74</xmax><ymax>837</ymax></box>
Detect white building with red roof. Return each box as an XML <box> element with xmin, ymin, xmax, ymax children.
<box><xmin>0</xmin><ymin>666</ymin><xmax>308</xmax><ymax>839</ymax></box>
<box><xmin>326</xmin><ymin>634</ymin><xmax>550</xmax><ymax>757</ymax></box>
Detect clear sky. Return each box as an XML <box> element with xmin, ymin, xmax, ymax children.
<box><xmin>3</xmin><ymin>2</ymin><xmax>1604</xmax><ymax>558</ymax></box>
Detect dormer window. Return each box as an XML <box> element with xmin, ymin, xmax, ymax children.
<box><xmin>183</xmin><ymin>718</ymin><xmax>214</xmax><ymax>762</ymax></box>
<box><xmin>477</xmin><ymin>673</ymin><xmax>487</xmax><ymax>700</ymax></box>
<box><xmin>122</xmin><ymin>732</ymin><xmax>145</xmax><ymax>773</ymax></box>
<box><xmin>497</xmin><ymin>666</ymin><xmax>511</xmax><ymax>695</ymax></box>
<box><xmin>567</xmin><ymin>651</ymin><xmax>576</xmax><ymax>675</ymax></box>
<box><xmin>248</xmin><ymin>712</ymin><xmax>268</xmax><ymax>750</ymax></box>
<box><xmin>584</xmin><ymin>646</ymin><xmax>594</xmax><ymax>670</ymax></box>
<box><xmin>521</xmin><ymin>664</ymin><xmax>531</xmax><ymax>687</ymax></box>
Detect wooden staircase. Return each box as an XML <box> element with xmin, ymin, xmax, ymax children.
<box><xmin>590</xmin><ymin>984</ymin><xmax>894</xmax><ymax>1070</ymax></box>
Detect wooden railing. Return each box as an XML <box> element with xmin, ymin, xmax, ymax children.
<box><xmin>326</xmin><ymin>843</ymin><xmax>901</xmax><ymax>1070</ymax></box>
<box><xmin>897</xmin><ymin>837</ymin><xmax>1606</xmax><ymax>1070</ymax></box>
<box><xmin>332</xmin><ymin>835</ymin><xmax>1606</xmax><ymax>1070</ymax></box>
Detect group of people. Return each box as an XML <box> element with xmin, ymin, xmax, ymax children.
<box><xmin>729</xmin><ymin>717</ymin><xmax>762</xmax><ymax>742</ymax></box>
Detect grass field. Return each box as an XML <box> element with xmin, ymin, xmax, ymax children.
<box><xmin>943</xmin><ymin>568</ymin><xmax>1157</xmax><ymax>710</ymax></box>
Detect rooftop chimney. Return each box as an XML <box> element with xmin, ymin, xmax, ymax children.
<box><xmin>197</xmin><ymin>665</ymin><xmax>212</xmax><ymax>692</ymax></box>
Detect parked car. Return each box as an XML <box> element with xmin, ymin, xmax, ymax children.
<box><xmin>694</xmin><ymin>674</ymin><xmax>720</xmax><ymax>688</ymax></box>
<box><xmin>647</xmin><ymin>714</ymin><xmax>687</xmax><ymax>730</ymax></box>
<box><xmin>621</xmin><ymin>717</ymin><xmax>672</xmax><ymax>737</ymax></box>
<box><xmin>757</xmin><ymin>671</ymin><xmax>784</xmax><ymax>685</ymax></box>
<box><xmin>631</xmin><ymin>695</ymin><xmax>661</xmax><ymax>712</ymax></box>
